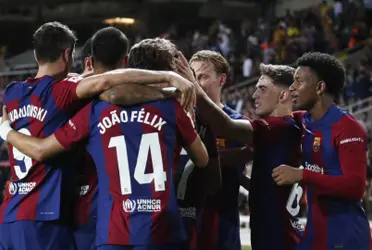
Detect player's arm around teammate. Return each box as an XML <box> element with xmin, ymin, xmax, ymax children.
<box><xmin>176</xmin><ymin>51</ymin><xmax>253</xmax><ymax>146</ymax></box>
<box><xmin>76</xmin><ymin>69</ymin><xmax>195</xmax><ymax>111</ymax></box>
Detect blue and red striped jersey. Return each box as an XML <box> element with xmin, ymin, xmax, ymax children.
<box><xmin>249</xmin><ymin>113</ymin><xmax>304</xmax><ymax>250</ymax></box>
<box><xmin>197</xmin><ymin>105</ymin><xmax>245</xmax><ymax>250</ymax></box>
<box><xmin>0</xmin><ymin>75</ymin><xmax>86</xmax><ymax>223</ymax></box>
<box><xmin>175</xmin><ymin>108</ymin><xmax>218</xmax><ymax>249</ymax></box>
<box><xmin>75</xmin><ymin>151</ymin><xmax>97</xmax><ymax>227</ymax></box>
<box><xmin>298</xmin><ymin>104</ymin><xmax>371</xmax><ymax>250</ymax></box>
<box><xmin>55</xmin><ymin>99</ymin><xmax>197</xmax><ymax>246</ymax></box>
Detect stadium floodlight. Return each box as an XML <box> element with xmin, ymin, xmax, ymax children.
<box><xmin>103</xmin><ymin>17</ymin><xmax>135</xmax><ymax>25</ymax></box>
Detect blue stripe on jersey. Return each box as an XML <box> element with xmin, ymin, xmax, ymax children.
<box><xmin>85</xmin><ymin>102</ymin><xmax>112</xmax><ymax>245</ymax></box>
<box><xmin>145</xmin><ymin>101</ymin><xmax>181</xmax><ymax>241</ymax></box>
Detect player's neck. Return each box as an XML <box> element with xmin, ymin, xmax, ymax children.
<box><xmin>209</xmin><ymin>93</ymin><xmax>224</xmax><ymax>109</ymax></box>
<box><xmin>309</xmin><ymin>96</ymin><xmax>334</xmax><ymax>121</ymax></box>
<box><xmin>269</xmin><ymin>105</ymin><xmax>292</xmax><ymax>117</ymax></box>
<box><xmin>35</xmin><ymin>63</ymin><xmax>67</xmax><ymax>79</ymax></box>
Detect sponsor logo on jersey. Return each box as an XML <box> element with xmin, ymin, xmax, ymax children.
<box><xmin>340</xmin><ymin>137</ymin><xmax>363</xmax><ymax>145</ymax></box>
<box><xmin>79</xmin><ymin>185</ymin><xmax>90</xmax><ymax>196</ymax></box>
<box><xmin>313</xmin><ymin>137</ymin><xmax>321</xmax><ymax>152</ymax></box>
<box><xmin>304</xmin><ymin>162</ymin><xmax>324</xmax><ymax>174</ymax></box>
<box><xmin>179</xmin><ymin>207</ymin><xmax>196</xmax><ymax>219</ymax></box>
<box><xmin>8</xmin><ymin>181</ymin><xmax>36</xmax><ymax>195</ymax></box>
<box><xmin>123</xmin><ymin>199</ymin><xmax>161</xmax><ymax>213</ymax></box>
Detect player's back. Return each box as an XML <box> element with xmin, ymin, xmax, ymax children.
<box><xmin>249</xmin><ymin>114</ymin><xmax>303</xmax><ymax>250</ymax></box>
<box><xmin>175</xmin><ymin>109</ymin><xmax>218</xmax><ymax>249</ymax></box>
<box><xmin>197</xmin><ymin>105</ymin><xmax>245</xmax><ymax>250</ymax></box>
<box><xmin>85</xmin><ymin>99</ymin><xmax>191</xmax><ymax>246</ymax></box>
<box><xmin>0</xmin><ymin>75</ymin><xmax>85</xmax><ymax>223</ymax></box>
<box><xmin>299</xmin><ymin>105</ymin><xmax>371</xmax><ymax>250</ymax></box>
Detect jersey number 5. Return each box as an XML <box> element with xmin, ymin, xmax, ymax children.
<box><xmin>109</xmin><ymin>132</ymin><xmax>167</xmax><ymax>195</ymax></box>
<box><xmin>13</xmin><ymin>128</ymin><xmax>33</xmax><ymax>179</ymax></box>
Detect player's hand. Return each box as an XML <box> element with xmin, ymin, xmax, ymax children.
<box><xmin>175</xmin><ymin>51</ymin><xmax>204</xmax><ymax>98</ymax></box>
<box><xmin>1</xmin><ymin>105</ymin><xmax>9</xmax><ymax>124</ymax></box>
<box><xmin>272</xmin><ymin>165</ymin><xmax>303</xmax><ymax>185</ymax></box>
<box><xmin>168</xmin><ymin>71</ymin><xmax>196</xmax><ymax>115</ymax></box>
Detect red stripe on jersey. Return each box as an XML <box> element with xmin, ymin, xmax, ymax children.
<box><xmin>140</xmin><ymin>104</ymin><xmax>171</xmax><ymax>244</ymax></box>
<box><xmin>309</xmin><ymin>129</ymin><xmax>328</xmax><ymax>250</ymax></box>
<box><xmin>75</xmin><ymin>152</ymin><xmax>97</xmax><ymax>225</ymax></box>
<box><xmin>197</xmin><ymin>209</ymin><xmax>219</xmax><ymax>250</ymax></box>
<box><xmin>102</xmin><ymin>106</ymin><xmax>131</xmax><ymax>245</ymax></box>
<box><xmin>16</xmin><ymin>95</ymin><xmax>46</xmax><ymax>220</ymax></box>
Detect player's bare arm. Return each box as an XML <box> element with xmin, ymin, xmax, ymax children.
<box><xmin>100</xmin><ymin>84</ymin><xmax>180</xmax><ymax>106</ymax></box>
<box><xmin>175</xmin><ymin>51</ymin><xmax>253</xmax><ymax>145</ymax></box>
<box><xmin>196</xmin><ymin>91</ymin><xmax>253</xmax><ymax>145</ymax></box>
<box><xmin>219</xmin><ymin>146</ymin><xmax>253</xmax><ymax>168</ymax></box>
<box><xmin>0</xmin><ymin>106</ymin><xmax>65</xmax><ymax>161</ymax></box>
<box><xmin>76</xmin><ymin>69</ymin><xmax>195</xmax><ymax>111</ymax></box>
<box><xmin>184</xmin><ymin>134</ymin><xmax>209</xmax><ymax>167</ymax></box>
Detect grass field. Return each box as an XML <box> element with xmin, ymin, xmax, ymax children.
<box><xmin>242</xmin><ymin>246</ymin><xmax>251</xmax><ymax>250</ymax></box>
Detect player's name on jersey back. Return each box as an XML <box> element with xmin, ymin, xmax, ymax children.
<box><xmin>97</xmin><ymin>108</ymin><xmax>167</xmax><ymax>134</ymax></box>
<box><xmin>8</xmin><ymin>104</ymin><xmax>48</xmax><ymax>123</ymax></box>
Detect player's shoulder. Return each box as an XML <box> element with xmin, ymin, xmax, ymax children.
<box><xmin>336</xmin><ymin>111</ymin><xmax>367</xmax><ymax>137</ymax></box>
<box><xmin>222</xmin><ymin>104</ymin><xmax>246</xmax><ymax>120</ymax></box>
<box><xmin>55</xmin><ymin>75</ymin><xmax>83</xmax><ymax>85</ymax></box>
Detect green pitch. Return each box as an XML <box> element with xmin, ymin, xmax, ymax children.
<box><xmin>242</xmin><ymin>246</ymin><xmax>251</xmax><ymax>250</ymax></box>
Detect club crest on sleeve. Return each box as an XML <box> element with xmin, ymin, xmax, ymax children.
<box><xmin>313</xmin><ymin>137</ymin><xmax>321</xmax><ymax>152</ymax></box>
<box><xmin>216</xmin><ymin>138</ymin><xmax>226</xmax><ymax>149</ymax></box>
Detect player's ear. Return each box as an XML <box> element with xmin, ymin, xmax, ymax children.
<box><xmin>316</xmin><ymin>80</ymin><xmax>326</xmax><ymax>95</ymax></box>
<box><xmin>279</xmin><ymin>90</ymin><xmax>289</xmax><ymax>102</ymax></box>
<box><xmin>219</xmin><ymin>73</ymin><xmax>227</xmax><ymax>87</ymax></box>
<box><xmin>84</xmin><ymin>56</ymin><xmax>93</xmax><ymax>71</ymax></box>
<box><xmin>63</xmin><ymin>48</ymin><xmax>71</xmax><ymax>63</ymax></box>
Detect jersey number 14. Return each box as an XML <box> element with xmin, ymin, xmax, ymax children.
<box><xmin>109</xmin><ymin>132</ymin><xmax>167</xmax><ymax>195</ymax></box>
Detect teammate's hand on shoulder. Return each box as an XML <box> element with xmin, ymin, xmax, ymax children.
<box><xmin>272</xmin><ymin>165</ymin><xmax>303</xmax><ymax>185</ymax></box>
<box><xmin>0</xmin><ymin>105</ymin><xmax>13</xmax><ymax>141</ymax></box>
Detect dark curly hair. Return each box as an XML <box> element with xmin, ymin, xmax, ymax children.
<box><xmin>259</xmin><ymin>63</ymin><xmax>295</xmax><ymax>87</ymax></box>
<box><xmin>128</xmin><ymin>38</ymin><xmax>177</xmax><ymax>71</ymax></box>
<box><xmin>295</xmin><ymin>52</ymin><xmax>346</xmax><ymax>97</ymax></box>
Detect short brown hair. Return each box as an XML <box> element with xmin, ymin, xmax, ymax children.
<box><xmin>259</xmin><ymin>63</ymin><xmax>295</xmax><ymax>87</ymax></box>
<box><xmin>189</xmin><ymin>50</ymin><xmax>230</xmax><ymax>75</ymax></box>
<box><xmin>128</xmin><ymin>38</ymin><xmax>177</xmax><ymax>71</ymax></box>
<box><xmin>33</xmin><ymin>21</ymin><xmax>77</xmax><ymax>63</ymax></box>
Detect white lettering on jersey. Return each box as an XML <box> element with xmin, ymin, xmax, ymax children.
<box><xmin>340</xmin><ymin>137</ymin><xmax>363</xmax><ymax>145</ymax></box>
<box><xmin>304</xmin><ymin>161</ymin><xmax>324</xmax><ymax>174</ymax></box>
<box><xmin>122</xmin><ymin>199</ymin><xmax>161</xmax><ymax>213</ymax></box>
<box><xmin>8</xmin><ymin>105</ymin><xmax>48</xmax><ymax>123</ymax></box>
<box><xmin>98</xmin><ymin>109</ymin><xmax>167</xmax><ymax>134</ymax></box>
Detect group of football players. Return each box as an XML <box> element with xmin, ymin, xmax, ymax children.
<box><xmin>0</xmin><ymin>21</ymin><xmax>370</xmax><ymax>250</ymax></box>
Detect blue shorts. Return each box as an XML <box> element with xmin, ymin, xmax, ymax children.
<box><xmin>97</xmin><ymin>243</ymin><xmax>183</xmax><ymax>250</ymax></box>
<box><xmin>74</xmin><ymin>223</ymin><xmax>96</xmax><ymax>250</ymax></box>
<box><xmin>0</xmin><ymin>221</ymin><xmax>75</xmax><ymax>250</ymax></box>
